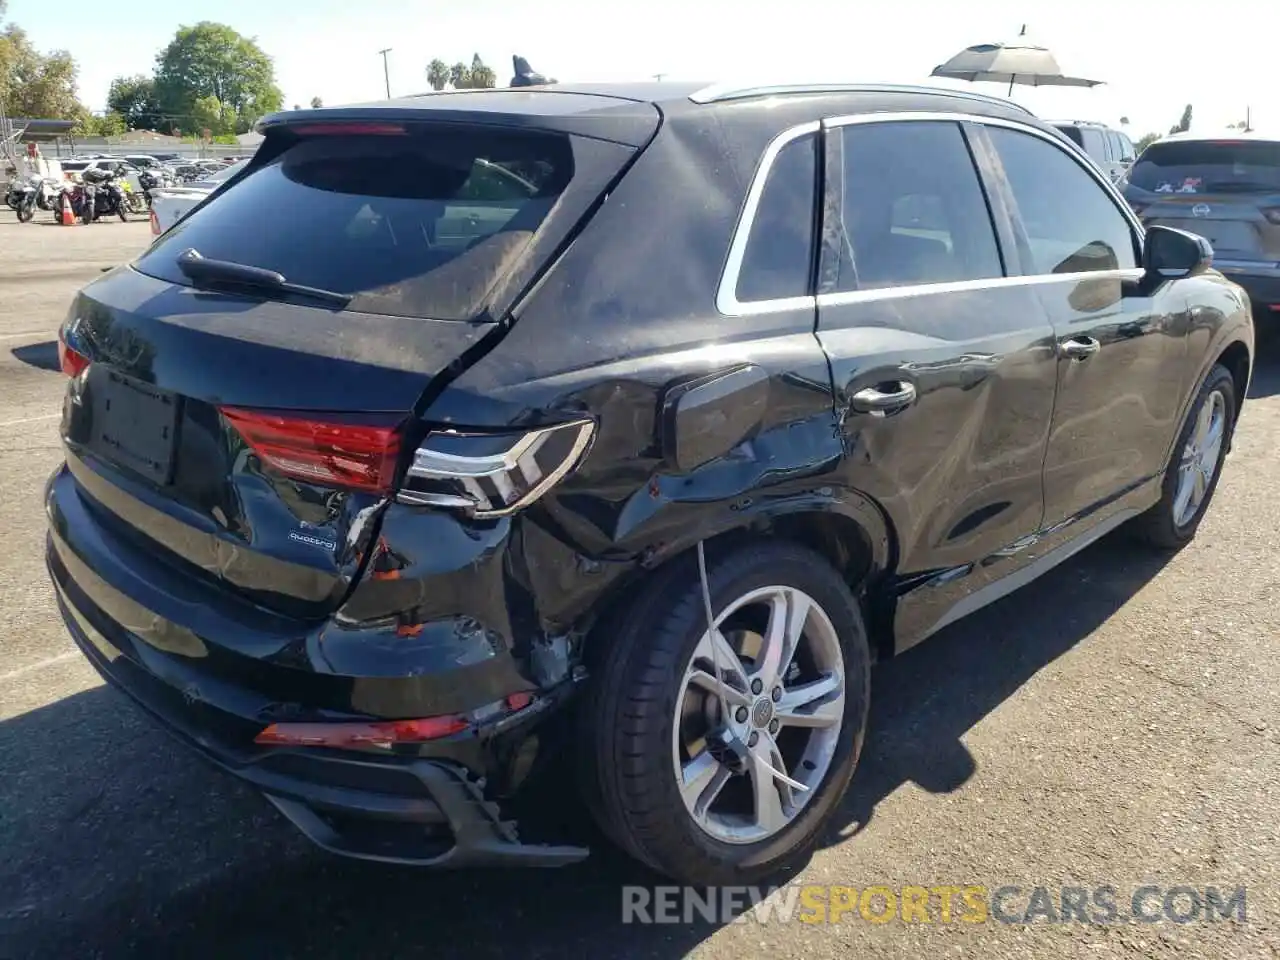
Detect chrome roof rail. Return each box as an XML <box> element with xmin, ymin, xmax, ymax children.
<box><xmin>688</xmin><ymin>82</ymin><xmax>1035</xmax><ymax>115</ymax></box>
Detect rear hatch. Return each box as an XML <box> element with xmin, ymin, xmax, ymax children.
<box><xmin>56</xmin><ymin>109</ymin><xmax>650</xmax><ymax>623</ymax></box>
<box><xmin>1125</xmin><ymin>138</ymin><xmax>1280</xmax><ymax>265</ymax></box>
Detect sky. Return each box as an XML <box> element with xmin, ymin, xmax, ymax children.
<box><xmin>6</xmin><ymin>0</ymin><xmax>1270</xmax><ymax>137</ymax></box>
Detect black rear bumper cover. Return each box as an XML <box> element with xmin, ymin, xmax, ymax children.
<box><xmin>52</xmin><ymin>548</ymin><xmax>588</xmax><ymax>868</ymax></box>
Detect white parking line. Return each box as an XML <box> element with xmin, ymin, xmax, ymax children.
<box><xmin>0</xmin><ymin>414</ymin><xmax>58</xmax><ymax>427</ymax></box>
<box><xmin>0</xmin><ymin>650</ymin><xmax>78</xmax><ymax>683</ymax></box>
<box><xmin>0</xmin><ymin>413</ymin><xmax>59</xmax><ymax>428</ymax></box>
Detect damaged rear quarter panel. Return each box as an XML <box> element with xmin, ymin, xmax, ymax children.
<box><xmin>350</xmin><ymin>105</ymin><xmax>891</xmax><ymax>656</ymax></box>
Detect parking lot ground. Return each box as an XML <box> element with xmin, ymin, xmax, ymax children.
<box><xmin>1</xmin><ymin>218</ymin><xmax>1278</xmax><ymax>960</ymax></box>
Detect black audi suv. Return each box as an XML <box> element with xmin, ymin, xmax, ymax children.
<box><xmin>47</xmin><ymin>81</ymin><xmax>1253</xmax><ymax>885</ymax></box>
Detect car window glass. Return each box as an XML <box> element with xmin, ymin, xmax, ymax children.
<box><xmin>136</xmin><ymin>128</ymin><xmax>573</xmax><ymax>322</ymax></box>
<box><xmin>735</xmin><ymin>132</ymin><xmax>817</xmax><ymax>303</ymax></box>
<box><xmin>836</xmin><ymin>121</ymin><xmax>1003</xmax><ymax>291</ymax></box>
<box><xmin>1081</xmin><ymin>128</ymin><xmax>1108</xmax><ymax>161</ymax></box>
<box><xmin>988</xmin><ymin>126</ymin><xmax>1138</xmax><ymax>275</ymax></box>
<box><xmin>1118</xmin><ymin>134</ymin><xmax>1135</xmax><ymax>162</ymax></box>
<box><xmin>1108</xmin><ymin>132</ymin><xmax>1125</xmax><ymax>160</ymax></box>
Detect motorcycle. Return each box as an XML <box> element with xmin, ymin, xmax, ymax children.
<box><xmin>54</xmin><ymin>181</ymin><xmax>89</xmax><ymax>224</ymax></box>
<box><xmin>7</xmin><ymin>177</ymin><xmax>37</xmax><ymax>222</ymax></box>
<box><xmin>79</xmin><ymin>168</ymin><xmax>130</xmax><ymax>223</ymax></box>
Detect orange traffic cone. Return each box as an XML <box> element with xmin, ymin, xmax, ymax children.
<box><xmin>60</xmin><ymin>196</ymin><xmax>76</xmax><ymax>226</ymax></box>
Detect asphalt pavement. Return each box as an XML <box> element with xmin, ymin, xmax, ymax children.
<box><xmin>0</xmin><ymin>217</ymin><xmax>1277</xmax><ymax>959</ymax></box>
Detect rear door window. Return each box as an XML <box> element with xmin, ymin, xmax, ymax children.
<box><xmin>987</xmin><ymin>126</ymin><xmax>1138</xmax><ymax>275</ymax></box>
<box><xmin>834</xmin><ymin>121</ymin><xmax>1003</xmax><ymax>291</ymax></box>
<box><xmin>135</xmin><ymin>126</ymin><xmax>575</xmax><ymax>321</ymax></box>
<box><xmin>1128</xmin><ymin>139</ymin><xmax>1280</xmax><ymax>194</ymax></box>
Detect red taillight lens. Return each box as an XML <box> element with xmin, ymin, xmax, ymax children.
<box><xmin>149</xmin><ymin>207</ymin><xmax>160</xmax><ymax>235</ymax></box>
<box><xmin>254</xmin><ymin>715</ymin><xmax>469</xmax><ymax>747</ymax></box>
<box><xmin>58</xmin><ymin>336</ymin><xmax>89</xmax><ymax>377</ymax></box>
<box><xmin>219</xmin><ymin>407</ymin><xmax>402</xmax><ymax>493</ymax></box>
<box><xmin>1261</xmin><ymin>207</ymin><xmax>1280</xmax><ymax>226</ymax></box>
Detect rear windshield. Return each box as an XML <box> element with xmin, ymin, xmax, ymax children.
<box><xmin>136</xmin><ymin>125</ymin><xmax>573</xmax><ymax>321</ymax></box>
<box><xmin>61</xmin><ymin>162</ymin><xmax>89</xmax><ymax>171</ymax></box>
<box><xmin>1128</xmin><ymin>140</ymin><xmax>1280</xmax><ymax>194</ymax></box>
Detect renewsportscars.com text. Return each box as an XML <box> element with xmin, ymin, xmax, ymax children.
<box><xmin>622</xmin><ymin>884</ymin><xmax>1248</xmax><ymax>926</ymax></box>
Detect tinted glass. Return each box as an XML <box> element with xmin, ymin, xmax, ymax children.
<box><xmin>1053</xmin><ymin>125</ymin><xmax>1085</xmax><ymax>149</ymax></box>
<box><xmin>988</xmin><ymin>126</ymin><xmax>1138</xmax><ymax>275</ymax></box>
<box><xmin>1128</xmin><ymin>139</ymin><xmax>1280</xmax><ymax>194</ymax></box>
<box><xmin>1081</xmin><ymin>127</ymin><xmax>1108</xmax><ymax>160</ymax></box>
<box><xmin>136</xmin><ymin>127</ymin><xmax>574</xmax><ymax>321</ymax></box>
<box><xmin>1114</xmin><ymin>132</ymin><xmax>1135</xmax><ymax>162</ymax></box>
<box><xmin>837</xmin><ymin>121</ymin><xmax>1003</xmax><ymax>291</ymax></box>
<box><xmin>736</xmin><ymin>133</ymin><xmax>817</xmax><ymax>302</ymax></box>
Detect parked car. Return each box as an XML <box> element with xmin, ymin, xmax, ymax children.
<box><xmin>57</xmin><ymin>158</ymin><xmax>139</xmax><ymax>183</ymax></box>
<box><xmin>48</xmin><ymin>82</ymin><xmax>1253</xmax><ymax>885</ymax></box>
<box><xmin>1121</xmin><ymin>130</ymin><xmax>1280</xmax><ymax>325</ymax></box>
<box><xmin>148</xmin><ymin>158</ymin><xmax>248</xmax><ymax>234</ymax></box>
<box><xmin>1050</xmin><ymin>119</ymin><xmax>1136</xmax><ymax>182</ymax></box>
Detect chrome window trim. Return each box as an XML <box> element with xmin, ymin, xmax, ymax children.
<box><xmin>689</xmin><ymin>83</ymin><xmax>1035</xmax><ymax>116</ymax></box>
<box><xmin>815</xmin><ymin>268</ymin><xmax>1146</xmax><ymax>309</ymax></box>
<box><xmin>717</xmin><ymin>111</ymin><xmax>1146</xmax><ymax>317</ymax></box>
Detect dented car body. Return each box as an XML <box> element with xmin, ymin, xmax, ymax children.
<box><xmin>47</xmin><ymin>83</ymin><xmax>1253</xmax><ymax>876</ymax></box>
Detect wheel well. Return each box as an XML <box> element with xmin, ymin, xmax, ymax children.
<box><xmin>1217</xmin><ymin>341</ymin><xmax>1251</xmax><ymax>413</ymax></box>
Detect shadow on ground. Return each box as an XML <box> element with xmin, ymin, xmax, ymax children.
<box><xmin>9</xmin><ymin>341</ymin><xmax>58</xmax><ymax>372</ymax></box>
<box><xmin>0</xmin><ymin>535</ymin><xmax>1171</xmax><ymax>960</ymax></box>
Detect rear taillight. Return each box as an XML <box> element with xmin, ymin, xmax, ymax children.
<box><xmin>149</xmin><ymin>207</ymin><xmax>160</xmax><ymax>235</ymax></box>
<box><xmin>57</xmin><ymin>334</ymin><xmax>89</xmax><ymax>377</ymax></box>
<box><xmin>398</xmin><ymin>421</ymin><xmax>595</xmax><ymax>517</ymax></box>
<box><xmin>1261</xmin><ymin>207</ymin><xmax>1280</xmax><ymax>226</ymax></box>
<box><xmin>219</xmin><ymin>407</ymin><xmax>402</xmax><ymax>493</ymax></box>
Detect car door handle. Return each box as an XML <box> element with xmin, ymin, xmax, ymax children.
<box><xmin>1059</xmin><ymin>336</ymin><xmax>1101</xmax><ymax>361</ymax></box>
<box><xmin>850</xmin><ymin>381</ymin><xmax>917</xmax><ymax>416</ymax></box>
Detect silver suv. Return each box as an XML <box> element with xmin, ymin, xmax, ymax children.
<box><xmin>1122</xmin><ymin>131</ymin><xmax>1280</xmax><ymax>322</ymax></box>
<box><xmin>1050</xmin><ymin>120</ymin><xmax>1136</xmax><ymax>183</ymax></box>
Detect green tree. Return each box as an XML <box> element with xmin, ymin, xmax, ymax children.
<box><xmin>1119</xmin><ymin>116</ymin><xmax>1129</xmax><ymax>126</ymax></box>
<box><xmin>467</xmin><ymin>54</ymin><xmax>495</xmax><ymax>89</ymax></box>
<box><xmin>448</xmin><ymin>61</ymin><xmax>467</xmax><ymax>89</ymax></box>
<box><xmin>309</xmin><ymin>95</ymin><xmax>322</xmax><ymax>108</ymax></box>
<box><xmin>1136</xmin><ymin>132</ymin><xmax>1160</xmax><ymax>153</ymax></box>
<box><xmin>190</xmin><ymin>93</ymin><xmax>230</xmax><ymax>136</ymax></box>
<box><xmin>153</xmin><ymin>22</ymin><xmax>282</xmax><ymax>135</ymax></box>
<box><xmin>426</xmin><ymin>58</ymin><xmax>449</xmax><ymax>91</ymax></box>
<box><xmin>106</xmin><ymin>74</ymin><xmax>161</xmax><ymax>129</ymax></box>
<box><xmin>0</xmin><ymin>24</ymin><xmax>83</xmax><ymax>119</ymax></box>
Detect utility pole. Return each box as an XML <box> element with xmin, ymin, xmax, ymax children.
<box><xmin>652</xmin><ymin>73</ymin><xmax>666</xmax><ymax>82</ymax></box>
<box><xmin>378</xmin><ymin>48</ymin><xmax>393</xmax><ymax>99</ymax></box>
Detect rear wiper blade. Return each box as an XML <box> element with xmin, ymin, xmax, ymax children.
<box><xmin>175</xmin><ymin>248</ymin><xmax>351</xmax><ymax>308</ymax></box>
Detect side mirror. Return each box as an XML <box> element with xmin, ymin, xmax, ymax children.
<box><xmin>1144</xmin><ymin>224</ymin><xmax>1213</xmax><ymax>280</ymax></box>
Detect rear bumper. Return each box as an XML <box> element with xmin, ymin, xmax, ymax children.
<box><xmin>46</xmin><ymin>464</ymin><xmax>588</xmax><ymax>868</ymax></box>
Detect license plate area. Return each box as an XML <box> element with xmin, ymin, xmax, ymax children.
<box><xmin>87</xmin><ymin>368</ymin><xmax>180</xmax><ymax>485</ymax></box>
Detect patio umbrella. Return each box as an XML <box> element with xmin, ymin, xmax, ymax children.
<box><xmin>931</xmin><ymin>25</ymin><xmax>1102</xmax><ymax>95</ymax></box>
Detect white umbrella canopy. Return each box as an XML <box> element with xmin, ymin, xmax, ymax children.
<box><xmin>931</xmin><ymin>25</ymin><xmax>1102</xmax><ymax>94</ymax></box>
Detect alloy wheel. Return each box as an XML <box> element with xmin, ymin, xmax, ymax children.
<box><xmin>1173</xmin><ymin>388</ymin><xmax>1226</xmax><ymax>528</ymax></box>
<box><xmin>671</xmin><ymin>585</ymin><xmax>845</xmax><ymax>845</ymax></box>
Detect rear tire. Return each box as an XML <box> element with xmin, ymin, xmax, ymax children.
<box><xmin>1133</xmin><ymin>363</ymin><xmax>1236</xmax><ymax>549</ymax></box>
<box><xmin>118</xmin><ymin>204</ymin><xmax>129</xmax><ymax>222</ymax></box>
<box><xmin>16</xmin><ymin>204</ymin><xmax>33</xmax><ymax>223</ymax></box>
<box><xmin>578</xmin><ymin>540</ymin><xmax>870</xmax><ymax>884</ymax></box>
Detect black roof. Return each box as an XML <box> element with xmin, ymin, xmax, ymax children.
<box><xmin>256</xmin><ymin>81</ymin><xmax>1040</xmax><ymax>147</ymax></box>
